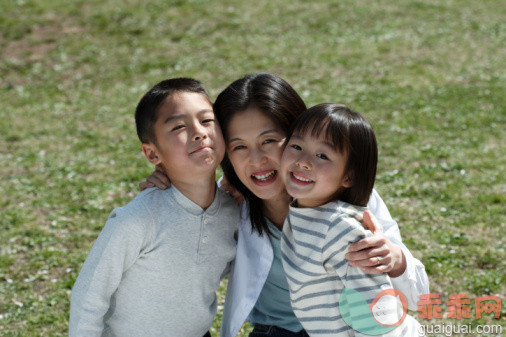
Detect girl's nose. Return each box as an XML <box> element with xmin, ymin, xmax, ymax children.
<box><xmin>296</xmin><ymin>157</ymin><xmax>312</xmax><ymax>170</ymax></box>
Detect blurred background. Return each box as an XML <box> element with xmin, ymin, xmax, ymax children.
<box><xmin>1</xmin><ymin>0</ymin><xmax>504</xmax><ymax>335</ymax></box>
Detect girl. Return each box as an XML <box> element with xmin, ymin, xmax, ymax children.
<box><xmin>280</xmin><ymin>103</ymin><xmax>421</xmax><ymax>336</ymax></box>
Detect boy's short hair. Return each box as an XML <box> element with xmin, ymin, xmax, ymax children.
<box><xmin>135</xmin><ymin>78</ymin><xmax>212</xmax><ymax>144</ymax></box>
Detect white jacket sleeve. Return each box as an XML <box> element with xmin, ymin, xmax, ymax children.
<box><xmin>68</xmin><ymin>207</ymin><xmax>148</xmax><ymax>336</ymax></box>
<box><xmin>367</xmin><ymin>189</ymin><xmax>430</xmax><ymax>310</ymax></box>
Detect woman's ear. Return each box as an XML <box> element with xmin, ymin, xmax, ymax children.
<box><xmin>141</xmin><ymin>143</ymin><xmax>162</xmax><ymax>165</ymax></box>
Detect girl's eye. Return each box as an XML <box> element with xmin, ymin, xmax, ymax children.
<box><xmin>290</xmin><ymin>144</ymin><xmax>302</xmax><ymax>151</ymax></box>
<box><xmin>316</xmin><ymin>153</ymin><xmax>329</xmax><ymax>160</ymax></box>
<box><xmin>171</xmin><ymin>125</ymin><xmax>185</xmax><ymax>131</ymax></box>
<box><xmin>231</xmin><ymin>145</ymin><xmax>246</xmax><ymax>151</ymax></box>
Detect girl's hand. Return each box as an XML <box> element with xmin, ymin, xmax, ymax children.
<box><xmin>345</xmin><ymin>211</ymin><xmax>407</xmax><ymax>277</ymax></box>
<box><xmin>220</xmin><ymin>175</ymin><xmax>244</xmax><ymax>204</ymax></box>
<box><xmin>139</xmin><ymin>165</ymin><xmax>171</xmax><ymax>191</ymax></box>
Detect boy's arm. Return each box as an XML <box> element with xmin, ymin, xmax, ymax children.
<box><xmin>366</xmin><ymin>189</ymin><xmax>429</xmax><ymax>310</ymax></box>
<box><xmin>69</xmin><ymin>207</ymin><xmax>147</xmax><ymax>336</ymax></box>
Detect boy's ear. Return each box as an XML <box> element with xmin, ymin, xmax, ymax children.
<box><xmin>141</xmin><ymin>143</ymin><xmax>162</xmax><ymax>165</ymax></box>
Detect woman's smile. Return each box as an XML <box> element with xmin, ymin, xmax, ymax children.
<box><xmin>226</xmin><ymin>107</ymin><xmax>287</xmax><ymax>201</ymax></box>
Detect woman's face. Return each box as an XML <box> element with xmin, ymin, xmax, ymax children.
<box><xmin>226</xmin><ymin>107</ymin><xmax>287</xmax><ymax>201</ymax></box>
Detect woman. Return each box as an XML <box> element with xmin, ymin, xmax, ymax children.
<box><xmin>142</xmin><ymin>73</ymin><xmax>429</xmax><ymax>337</ymax></box>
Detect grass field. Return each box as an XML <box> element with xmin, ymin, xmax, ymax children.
<box><xmin>1</xmin><ymin>0</ymin><xmax>505</xmax><ymax>336</ymax></box>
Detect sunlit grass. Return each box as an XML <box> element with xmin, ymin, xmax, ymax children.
<box><xmin>1</xmin><ymin>0</ymin><xmax>505</xmax><ymax>335</ymax></box>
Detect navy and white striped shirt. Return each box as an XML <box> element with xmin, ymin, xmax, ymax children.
<box><xmin>281</xmin><ymin>200</ymin><xmax>421</xmax><ymax>336</ymax></box>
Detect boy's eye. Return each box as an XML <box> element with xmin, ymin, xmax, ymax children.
<box><xmin>316</xmin><ymin>153</ymin><xmax>329</xmax><ymax>160</ymax></box>
<box><xmin>290</xmin><ymin>144</ymin><xmax>302</xmax><ymax>151</ymax></box>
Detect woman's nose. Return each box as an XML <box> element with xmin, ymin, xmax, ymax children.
<box><xmin>249</xmin><ymin>147</ymin><xmax>267</xmax><ymax>166</ymax></box>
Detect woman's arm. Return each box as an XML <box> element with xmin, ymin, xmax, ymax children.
<box><xmin>346</xmin><ymin>189</ymin><xmax>429</xmax><ymax>310</ymax></box>
<box><xmin>139</xmin><ymin>165</ymin><xmax>170</xmax><ymax>191</ymax></box>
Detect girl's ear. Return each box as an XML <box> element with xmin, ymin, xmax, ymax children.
<box><xmin>342</xmin><ymin>174</ymin><xmax>353</xmax><ymax>188</ymax></box>
<box><xmin>141</xmin><ymin>143</ymin><xmax>162</xmax><ymax>165</ymax></box>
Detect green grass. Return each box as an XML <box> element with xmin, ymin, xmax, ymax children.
<box><xmin>1</xmin><ymin>0</ymin><xmax>505</xmax><ymax>336</ymax></box>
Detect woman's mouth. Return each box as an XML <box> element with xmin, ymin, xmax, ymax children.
<box><xmin>251</xmin><ymin>170</ymin><xmax>278</xmax><ymax>185</ymax></box>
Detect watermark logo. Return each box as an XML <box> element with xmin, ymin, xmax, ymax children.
<box><xmin>417</xmin><ymin>293</ymin><xmax>501</xmax><ymax>320</ymax></box>
<box><xmin>339</xmin><ymin>288</ymin><xmax>408</xmax><ymax>335</ymax></box>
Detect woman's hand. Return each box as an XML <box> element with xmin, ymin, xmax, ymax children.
<box><xmin>139</xmin><ymin>165</ymin><xmax>171</xmax><ymax>191</ymax></box>
<box><xmin>345</xmin><ymin>211</ymin><xmax>407</xmax><ymax>278</ymax></box>
<box><xmin>220</xmin><ymin>175</ymin><xmax>244</xmax><ymax>204</ymax></box>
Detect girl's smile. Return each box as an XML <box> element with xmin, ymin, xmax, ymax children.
<box><xmin>281</xmin><ymin>133</ymin><xmax>352</xmax><ymax>208</ymax></box>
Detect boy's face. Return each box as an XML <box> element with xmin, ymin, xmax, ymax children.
<box><xmin>280</xmin><ymin>132</ymin><xmax>352</xmax><ymax>208</ymax></box>
<box><xmin>142</xmin><ymin>92</ymin><xmax>225</xmax><ymax>182</ymax></box>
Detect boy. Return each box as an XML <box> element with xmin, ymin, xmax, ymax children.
<box><xmin>69</xmin><ymin>78</ymin><xmax>239</xmax><ymax>336</ymax></box>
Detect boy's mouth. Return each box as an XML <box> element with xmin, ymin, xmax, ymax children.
<box><xmin>290</xmin><ymin>171</ymin><xmax>314</xmax><ymax>185</ymax></box>
<box><xmin>190</xmin><ymin>145</ymin><xmax>212</xmax><ymax>154</ymax></box>
<box><xmin>251</xmin><ymin>170</ymin><xmax>277</xmax><ymax>185</ymax></box>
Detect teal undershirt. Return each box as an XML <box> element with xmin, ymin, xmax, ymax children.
<box><xmin>248</xmin><ymin>220</ymin><xmax>304</xmax><ymax>332</ymax></box>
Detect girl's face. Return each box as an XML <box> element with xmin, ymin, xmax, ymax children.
<box><xmin>226</xmin><ymin>108</ymin><xmax>287</xmax><ymax>201</ymax></box>
<box><xmin>280</xmin><ymin>132</ymin><xmax>352</xmax><ymax>208</ymax></box>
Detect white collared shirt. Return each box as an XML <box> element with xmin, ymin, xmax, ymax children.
<box><xmin>220</xmin><ymin>189</ymin><xmax>429</xmax><ymax>337</ymax></box>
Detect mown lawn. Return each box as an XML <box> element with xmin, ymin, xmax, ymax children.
<box><xmin>1</xmin><ymin>0</ymin><xmax>504</xmax><ymax>336</ymax></box>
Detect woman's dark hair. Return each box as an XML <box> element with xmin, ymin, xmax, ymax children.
<box><xmin>214</xmin><ymin>73</ymin><xmax>307</xmax><ymax>236</ymax></box>
<box><xmin>135</xmin><ymin>78</ymin><xmax>211</xmax><ymax>144</ymax></box>
<box><xmin>288</xmin><ymin>103</ymin><xmax>377</xmax><ymax>207</ymax></box>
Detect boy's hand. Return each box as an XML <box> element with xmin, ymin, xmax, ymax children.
<box><xmin>139</xmin><ymin>165</ymin><xmax>171</xmax><ymax>191</ymax></box>
<box><xmin>345</xmin><ymin>211</ymin><xmax>406</xmax><ymax>277</ymax></box>
<box><xmin>220</xmin><ymin>175</ymin><xmax>244</xmax><ymax>204</ymax></box>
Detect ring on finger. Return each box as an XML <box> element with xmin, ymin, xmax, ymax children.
<box><xmin>376</xmin><ymin>256</ymin><xmax>380</xmax><ymax>265</ymax></box>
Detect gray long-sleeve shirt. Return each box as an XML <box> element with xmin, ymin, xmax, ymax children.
<box><xmin>69</xmin><ymin>186</ymin><xmax>239</xmax><ymax>337</ymax></box>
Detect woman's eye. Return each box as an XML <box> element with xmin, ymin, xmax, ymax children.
<box><xmin>202</xmin><ymin>119</ymin><xmax>214</xmax><ymax>124</ymax></box>
<box><xmin>290</xmin><ymin>144</ymin><xmax>302</xmax><ymax>151</ymax></box>
<box><xmin>263</xmin><ymin>139</ymin><xmax>276</xmax><ymax>145</ymax></box>
<box><xmin>316</xmin><ymin>153</ymin><xmax>329</xmax><ymax>160</ymax></box>
<box><xmin>231</xmin><ymin>145</ymin><xmax>246</xmax><ymax>151</ymax></box>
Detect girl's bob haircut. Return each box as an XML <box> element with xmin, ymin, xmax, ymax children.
<box><xmin>287</xmin><ymin>103</ymin><xmax>378</xmax><ymax>207</ymax></box>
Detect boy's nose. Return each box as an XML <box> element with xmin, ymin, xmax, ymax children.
<box><xmin>192</xmin><ymin>124</ymin><xmax>207</xmax><ymax>141</ymax></box>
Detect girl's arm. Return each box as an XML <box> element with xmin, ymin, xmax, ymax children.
<box><xmin>346</xmin><ymin>189</ymin><xmax>429</xmax><ymax>310</ymax></box>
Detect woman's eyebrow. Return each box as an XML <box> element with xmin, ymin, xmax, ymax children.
<box><xmin>259</xmin><ymin>129</ymin><xmax>281</xmax><ymax>137</ymax></box>
<box><xmin>229</xmin><ymin>129</ymin><xmax>281</xmax><ymax>143</ymax></box>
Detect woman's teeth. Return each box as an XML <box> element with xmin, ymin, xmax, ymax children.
<box><xmin>252</xmin><ymin>171</ymin><xmax>276</xmax><ymax>181</ymax></box>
